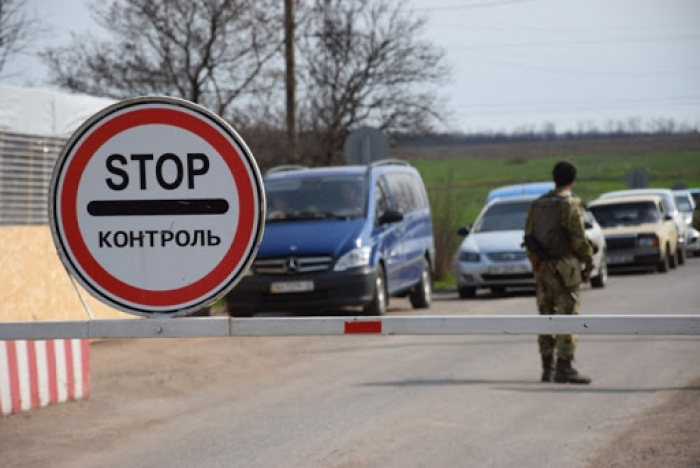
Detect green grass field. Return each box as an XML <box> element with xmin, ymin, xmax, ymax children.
<box><xmin>402</xmin><ymin>146</ymin><xmax>700</xmax><ymax>286</ymax></box>
<box><xmin>413</xmin><ymin>150</ymin><xmax>700</xmax><ymax>225</ymax></box>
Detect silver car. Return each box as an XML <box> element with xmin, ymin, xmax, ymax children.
<box><xmin>674</xmin><ymin>190</ymin><xmax>699</xmax><ymax>256</ymax></box>
<box><xmin>453</xmin><ymin>195</ymin><xmax>608</xmax><ymax>298</ymax></box>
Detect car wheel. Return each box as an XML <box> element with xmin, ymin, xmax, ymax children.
<box><xmin>677</xmin><ymin>245</ymin><xmax>686</xmax><ymax>265</ymax></box>
<box><xmin>590</xmin><ymin>254</ymin><xmax>607</xmax><ymax>289</ymax></box>
<box><xmin>669</xmin><ymin>247</ymin><xmax>677</xmax><ymax>269</ymax></box>
<box><xmin>364</xmin><ymin>265</ymin><xmax>388</xmax><ymax>316</ymax></box>
<box><xmin>458</xmin><ymin>286</ymin><xmax>476</xmax><ymax>299</ymax></box>
<box><xmin>657</xmin><ymin>248</ymin><xmax>670</xmax><ymax>273</ymax></box>
<box><xmin>409</xmin><ymin>258</ymin><xmax>432</xmax><ymax>309</ymax></box>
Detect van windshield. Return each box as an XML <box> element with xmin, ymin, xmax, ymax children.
<box><xmin>589</xmin><ymin>202</ymin><xmax>659</xmax><ymax>228</ymax></box>
<box><xmin>265</xmin><ymin>175</ymin><xmax>367</xmax><ymax>221</ymax></box>
<box><xmin>473</xmin><ymin>201</ymin><xmax>531</xmax><ymax>232</ymax></box>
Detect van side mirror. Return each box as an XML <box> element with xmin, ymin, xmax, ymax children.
<box><xmin>664</xmin><ymin>214</ymin><xmax>673</xmax><ymax>221</ymax></box>
<box><xmin>584</xmin><ymin>221</ymin><xmax>593</xmax><ymax>229</ymax></box>
<box><xmin>379</xmin><ymin>209</ymin><xmax>403</xmax><ymax>225</ymax></box>
<box><xmin>457</xmin><ymin>226</ymin><xmax>471</xmax><ymax>236</ymax></box>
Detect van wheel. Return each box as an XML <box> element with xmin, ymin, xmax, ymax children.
<box><xmin>227</xmin><ymin>304</ymin><xmax>254</xmax><ymax>318</ymax></box>
<box><xmin>409</xmin><ymin>259</ymin><xmax>432</xmax><ymax>309</ymax></box>
<box><xmin>364</xmin><ymin>266</ymin><xmax>388</xmax><ymax>316</ymax></box>
<box><xmin>188</xmin><ymin>306</ymin><xmax>211</xmax><ymax>317</ymax></box>
<box><xmin>458</xmin><ymin>287</ymin><xmax>476</xmax><ymax>299</ymax></box>
<box><xmin>657</xmin><ymin>248</ymin><xmax>670</xmax><ymax>273</ymax></box>
<box><xmin>590</xmin><ymin>254</ymin><xmax>607</xmax><ymax>289</ymax></box>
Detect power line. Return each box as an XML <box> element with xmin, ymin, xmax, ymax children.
<box><xmin>428</xmin><ymin>20</ymin><xmax>700</xmax><ymax>34</ymax></box>
<box><xmin>451</xmin><ymin>95</ymin><xmax>700</xmax><ymax>116</ymax></box>
<box><xmin>441</xmin><ymin>33</ymin><xmax>700</xmax><ymax>52</ymax></box>
<box><xmin>454</xmin><ymin>51</ymin><xmax>700</xmax><ymax>78</ymax></box>
<box><xmin>412</xmin><ymin>0</ymin><xmax>534</xmax><ymax>12</ymax></box>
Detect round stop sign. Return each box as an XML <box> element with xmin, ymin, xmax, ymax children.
<box><xmin>49</xmin><ymin>97</ymin><xmax>265</xmax><ymax>317</ymax></box>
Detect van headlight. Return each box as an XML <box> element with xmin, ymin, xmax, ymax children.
<box><xmin>334</xmin><ymin>246</ymin><xmax>371</xmax><ymax>271</ymax></box>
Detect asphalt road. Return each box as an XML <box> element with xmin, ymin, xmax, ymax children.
<box><xmin>2</xmin><ymin>257</ymin><xmax>700</xmax><ymax>468</ymax></box>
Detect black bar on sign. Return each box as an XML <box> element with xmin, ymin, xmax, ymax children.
<box><xmin>87</xmin><ymin>199</ymin><xmax>230</xmax><ymax>216</ymax></box>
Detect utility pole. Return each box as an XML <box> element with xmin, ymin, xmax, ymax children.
<box><xmin>284</xmin><ymin>0</ymin><xmax>298</xmax><ymax>163</ymax></box>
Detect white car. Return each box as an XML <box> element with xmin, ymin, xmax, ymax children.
<box><xmin>453</xmin><ymin>194</ymin><xmax>607</xmax><ymax>298</ymax></box>
<box><xmin>673</xmin><ymin>190</ymin><xmax>700</xmax><ymax>256</ymax></box>
<box><xmin>597</xmin><ymin>189</ymin><xmax>686</xmax><ymax>266</ymax></box>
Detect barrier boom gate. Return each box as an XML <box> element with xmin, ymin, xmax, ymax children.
<box><xmin>2</xmin><ymin>315</ymin><xmax>700</xmax><ymax>340</ymax></box>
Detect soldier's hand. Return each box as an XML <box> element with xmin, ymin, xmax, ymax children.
<box><xmin>583</xmin><ymin>268</ymin><xmax>592</xmax><ymax>284</ymax></box>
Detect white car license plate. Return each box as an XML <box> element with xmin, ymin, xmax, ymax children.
<box><xmin>608</xmin><ymin>254</ymin><xmax>633</xmax><ymax>265</ymax></box>
<box><xmin>488</xmin><ymin>264</ymin><xmax>529</xmax><ymax>275</ymax></box>
<box><xmin>270</xmin><ymin>281</ymin><xmax>314</xmax><ymax>294</ymax></box>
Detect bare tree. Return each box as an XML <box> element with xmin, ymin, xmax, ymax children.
<box><xmin>297</xmin><ymin>0</ymin><xmax>450</xmax><ymax>165</ymax></box>
<box><xmin>0</xmin><ymin>0</ymin><xmax>34</xmax><ymax>75</ymax></box>
<box><xmin>40</xmin><ymin>0</ymin><xmax>284</xmax><ymax>123</ymax></box>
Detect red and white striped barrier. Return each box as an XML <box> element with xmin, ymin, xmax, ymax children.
<box><xmin>2</xmin><ymin>316</ymin><xmax>700</xmax><ymax>341</ymax></box>
<box><xmin>0</xmin><ymin>339</ymin><xmax>90</xmax><ymax>416</ymax></box>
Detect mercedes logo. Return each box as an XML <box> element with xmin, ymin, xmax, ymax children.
<box><xmin>285</xmin><ymin>257</ymin><xmax>299</xmax><ymax>274</ymax></box>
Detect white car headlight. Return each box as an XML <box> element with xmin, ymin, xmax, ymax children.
<box><xmin>334</xmin><ymin>246</ymin><xmax>371</xmax><ymax>271</ymax></box>
<box><xmin>458</xmin><ymin>250</ymin><xmax>481</xmax><ymax>262</ymax></box>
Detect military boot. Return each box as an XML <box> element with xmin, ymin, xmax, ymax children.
<box><xmin>554</xmin><ymin>358</ymin><xmax>591</xmax><ymax>384</ymax></box>
<box><xmin>541</xmin><ymin>354</ymin><xmax>554</xmax><ymax>382</ymax></box>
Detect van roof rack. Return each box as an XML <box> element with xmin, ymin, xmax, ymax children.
<box><xmin>265</xmin><ymin>164</ymin><xmax>308</xmax><ymax>175</ymax></box>
<box><xmin>369</xmin><ymin>159</ymin><xmax>410</xmax><ymax>168</ymax></box>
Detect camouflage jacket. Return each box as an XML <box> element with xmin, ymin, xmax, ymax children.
<box><xmin>525</xmin><ymin>189</ymin><xmax>594</xmax><ymax>273</ymax></box>
<box><xmin>693</xmin><ymin>203</ymin><xmax>700</xmax><ymax>231</ymax></box>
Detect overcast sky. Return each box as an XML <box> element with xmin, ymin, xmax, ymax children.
<box><xmin>4</xmin><ymin>0</ymin><xmax>700</xmax><ymax>134</ymax></box>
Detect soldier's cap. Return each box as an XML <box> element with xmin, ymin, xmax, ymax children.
<box><xmin>552</xmin><ymin>161</ymin><xmax>577</xmax><ymax>187</ymax></box>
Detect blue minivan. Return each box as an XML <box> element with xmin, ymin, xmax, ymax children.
<box><xmin>225</xmin><ymin>160</ymin><xmax>435</xmax><ymax>316</ymax></box>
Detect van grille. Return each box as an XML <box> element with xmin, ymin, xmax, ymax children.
<box><xmin>253</xmin><ymin>256</ymin><xmax>333</xmax><ymax>275</ymax></box>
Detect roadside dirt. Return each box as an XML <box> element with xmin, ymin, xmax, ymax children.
<box><xmin>2</xmin><ymin>336</ymin><xmax>700</xmax><ymax>467</ymax></box>
<box><xmin>584</xmin><ymin>374</ymin><xmax>700</xmax><ymax>468</ymax></box>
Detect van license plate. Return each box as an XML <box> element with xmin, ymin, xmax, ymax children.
<box><xmin>270</xmin><ymin>281</ymin><xmax>314</xmax><ymax>293</ymax></box>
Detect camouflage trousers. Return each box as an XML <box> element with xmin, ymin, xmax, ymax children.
<box><xmin>535</xmin><ymin>269</ymin><xmax>580</xmax><ymax>360</ymax></box>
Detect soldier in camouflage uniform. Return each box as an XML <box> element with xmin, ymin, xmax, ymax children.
<box><xmin>693</xmin><ymin>201</ymin><xmax>700</xmax><ymax>231</ymax></box>
<box><xmin>524</xmin><ymin>161</ymin><xmax>594</xmax><ymax>384</ymax></box>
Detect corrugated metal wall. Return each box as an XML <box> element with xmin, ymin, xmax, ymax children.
<box><xmin>0</xmin><ymin>131</ymin><xmax>66</xmax><ymax>226</ymax></box>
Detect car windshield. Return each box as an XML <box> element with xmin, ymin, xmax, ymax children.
<box><xmin>589</xmin><ymin>201</ymin><xmax>660</xmax><ymax>228</ymax></box>
<box><xmin>674</xmin><ymin>195</ymin><xmax>693</xmax><ymax>213</ymax></box>
<box><xmin>265</xmin><ymin>175</ymin><xmax>367</xmax><ymax>221</ymax></box>
<box><xmin>473</xmin><ymin>201</ymin><xmax>531</xmax><ymax>232</ymax></box>
<box><xmin>691</xmin><ymin>190</ymin><xmax>700</xmax><ymax>205</ymax></box>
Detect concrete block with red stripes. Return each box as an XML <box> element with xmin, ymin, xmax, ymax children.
<box><xmin>0</xmin><ymin>339</ymin><xmax>90</xmax><ymax>416</ymax></box>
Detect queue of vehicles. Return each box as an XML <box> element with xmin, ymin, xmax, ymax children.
<box><xmin>453</xmin><ymin>183</ymin><xmax>698</xmax><ymax>299</ymax></box>
<box><xmin>222</xmin><ymin>158</ymin><xmax>698</xmax><ymax>313</ymax></box>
